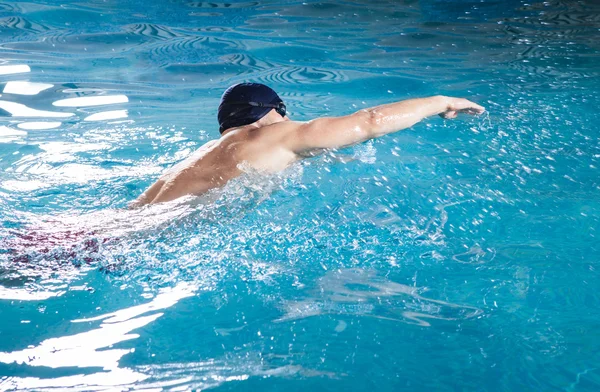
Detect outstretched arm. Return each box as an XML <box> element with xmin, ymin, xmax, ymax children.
<box><xmin>286</xmin><ymin>96</ymin><xmax>485</xmax><ymax>153</ymax></box>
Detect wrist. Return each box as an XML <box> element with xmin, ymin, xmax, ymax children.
<box><xmin>434</xmin><ymin>95</ymin><xmax>450</xmax><ymax>111</ymax></box>
<box><xmin>430</xmin><ymin>95</ymin><xmax>450</xmax><ymax>115</ymax></box>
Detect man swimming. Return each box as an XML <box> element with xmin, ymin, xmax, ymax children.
<box><xmin>132</xmin><ymin>83</ymin><xmax>485</xmax><ymax>207</ymax></box>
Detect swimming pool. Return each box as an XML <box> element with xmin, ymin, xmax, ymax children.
<box><xmin>1</xmin><ymin>0</ymin><xmax>599</xmax><ymax>390</ymax></box>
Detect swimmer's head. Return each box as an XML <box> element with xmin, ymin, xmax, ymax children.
<box><xmin>218</xmin><ymin>83</ymin><xmax>286</xmax><ymax>134</ymax></box>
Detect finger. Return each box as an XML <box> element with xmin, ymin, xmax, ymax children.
<box><xmin>466</xmin><ymin>102</ymin><xmax>485</xmax><ymax>114</ymax></box>
<box><xmin>440</xmin><ymin>111</ymin><xmax>457</xmax><ymax>119</ymax></box>
<box><xmin>458</xmin><ymin>107</ymin><xmax>484</xmax><ymax>115</ymax></box>
<box><xmin>471</xmin><ymin>104</ymin><xmax>486</xmax><ymax>114</ymax></box>
<box><xmin>455</xmin><ymin>100</ymin><xmax>485</xmax><ymax>114</ymax></box>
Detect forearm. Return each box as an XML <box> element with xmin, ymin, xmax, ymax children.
<box><xmin>364</xmin><ymin>96</ymin><xmax>448</xmax><ymax>138</ymax></box>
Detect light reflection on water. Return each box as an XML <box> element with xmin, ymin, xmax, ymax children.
<box><xmin>0</xmin><ymin>277</ymin><xmax>344</xmax><ymax>390</ymax></box>
<box><xmin>52</xmin><ymin>95</ymin><xmax>129</xmax><ymax>108</ymax></box>
<box><xmin>0</xmin><ymin>64</ymin><xmax>30</xmax><ymax>75</ymax></box>
<box><xmin>0</xmin><ymin>66</ymin><xmax>131</xmax><ymax>138</ymax></box>
<box><xmin>0</xmin><ymin>100</ymin><xmax>74</xmax><ymax>118</ymax></box>
<box><xmin>16</xmin><ymin>121</ymin><xmax>61</xmax><ymax>130</ymax></box>
<box><xmin>84</xmin><ymin>110</ymin><xmax>128</xmax><ymax>122</ymax></box>
<box><xmin>3</xmin><ymin>81</ymin><xmax>53</xmax><ymax>95</ymax></box>
<box><xmin>0</xmin><ymin>283</ymin><xmax>196</xmax><ymax>390</ymax></box>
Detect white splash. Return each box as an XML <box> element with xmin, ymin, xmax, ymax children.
<box><xmin>1</xmin><ymin>179</ymin><xmax>48</xmax><ymax>192</ymax></box>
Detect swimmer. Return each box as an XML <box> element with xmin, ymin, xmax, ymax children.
<box><xmin>132</xmin><ymin>83</ymin><xmax>485</xmax><ymax>207</ymax></box>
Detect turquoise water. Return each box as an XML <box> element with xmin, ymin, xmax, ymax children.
<box><xmin>0</xmin><ymin>0</ymin><xmax>599</xmax><ymax>390</ymax></box>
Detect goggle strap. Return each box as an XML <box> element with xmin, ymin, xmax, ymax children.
<box><xmin>225</xmin><ymin>101</ymin><xmax>284</xmax><ymax>109</ymax></box>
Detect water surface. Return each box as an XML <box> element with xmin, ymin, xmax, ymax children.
<box><xmin>1</xmin><ymin>0</ymin><xmax>599</xmax><ymax>390</ymax></box>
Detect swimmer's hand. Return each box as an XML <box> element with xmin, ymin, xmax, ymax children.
<box><xmin>438</xmin><ymin>96</ymin><xmax>486</xmax><ymax>119</ymax></box>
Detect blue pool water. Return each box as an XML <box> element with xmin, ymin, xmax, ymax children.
<box><xmin>0</xmin><ymin>0</ymin><xmax>599</xmax><ymax>390</ymax></box>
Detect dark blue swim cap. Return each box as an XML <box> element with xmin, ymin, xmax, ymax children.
<box><xmin>217</xmin><ymin>83</ymin><xmax>284</xmax><ymax>134</ymax></box>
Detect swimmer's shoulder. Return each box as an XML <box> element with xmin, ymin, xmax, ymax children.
<box><xmin>250</xmin><ymin>120</ymin><xmax>307</xmax><ymax>143</ymax></box>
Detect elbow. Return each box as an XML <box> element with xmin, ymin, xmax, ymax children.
<box><xmin>362</xmin><ymin>108</ymin><xmax>384</xmax><ymax>138</ymax></box>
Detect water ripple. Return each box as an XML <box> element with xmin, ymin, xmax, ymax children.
<box><xmin>278</xmin><ymin>269</ymin><xmax>482</xmax><ymax>327</ymax></box>
<box><xmin>253</xmin><ymin>66</ymin><xmax>348</xmax><ymax>85</ymax></box>
<box><xmin>0</xmin><ymin>0</ymin><xmax>599</xmax><ymax>389</ymax></box>
<box><xmin>0</xmin><ymin>16</ymin><xmax>50</xmax><ymax>33</ymax></box>
<box><xmin>122</xmin><ymin>23</ymin><xmax>179</xmax><ymax>40</ymax></box>
<box><xmin>187</xmin><ymin>1</ymin><xmax>261</xmax><ymax>9</ymax></box>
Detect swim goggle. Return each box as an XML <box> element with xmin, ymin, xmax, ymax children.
<box><xmin>226</xmin><ymin>101</ymin><xmax>287</xmax><ymax>117</ymax></box>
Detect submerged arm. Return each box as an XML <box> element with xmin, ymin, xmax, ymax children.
<box><xmin>287</xmin><ymin>95</ymin><xmax>485</xmax><ymax>153</ymax></box>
